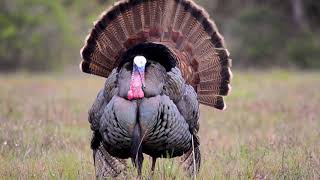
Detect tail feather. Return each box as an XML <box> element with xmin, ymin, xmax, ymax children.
<box><xmin>132</xmin><ymin>2</ymin><xmax>144</xmax><ymax>33</ymax></box>
<box><xmin>149</xmin><ymin>0</ymin><xmax>158</xmax><ymax>28</ymax></box>
<box><xmin>112</xmin><ymin>9</ymin><xmax>129</xmax><ymax>44</ymax></box>
<box><xmin>154</xmin><ymin>0</ymin><xmax>162</xmax><ymax>27</ymax></box>
<box><xmin>80</xmin><ymin>0</ymin><xmax>232</xmax><ymax>109</ymax></box>
<box><xmin>80</xmin><ymin>61</ymin><xmax>111</xmax><ymax>78</ymax></box>
<box><xmin>161</xmin><ymin>0</ymin><xmax>176</xmax><ymax>40</ymax></box>
<box><xmin>142</xmin><ymin>0</ymin><xmax>151</xmax><ymax>28</ymax></box>
<box><xmin>121</xmin><ymin>4</ymin><xmax>135</xmax><ymax>37</ymax></box>
<box><xmin>198</xmin><ymin>95</ymin><xmax>226</xmax><ymax>110</ymax></box>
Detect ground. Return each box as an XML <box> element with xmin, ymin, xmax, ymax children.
<box><xmin>0</xmin><ymin>70</ymin><xmax>319</xmax><ymax>179</ymax></box>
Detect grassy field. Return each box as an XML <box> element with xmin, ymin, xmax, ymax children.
<box><xmin>0</xmin><ymin>70</ymin><xmax>319</xmax><ymax>179</ymax></box>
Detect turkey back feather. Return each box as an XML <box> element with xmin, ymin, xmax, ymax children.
<box><xmin>80</xmin><ymin>0</ymin><xmax>232</xmax><ymax>110</ymax></box>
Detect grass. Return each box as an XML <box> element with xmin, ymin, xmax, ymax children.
<box><xmin>0</xmin><ymin>70</ymin><xmax>319</xmax><ymax>179</ymax></box>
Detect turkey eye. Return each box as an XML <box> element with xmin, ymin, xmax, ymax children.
<box><xmin>122</xmin><ymin>62</ymin><xmax>132</xmax><ymax>71</ymax></box>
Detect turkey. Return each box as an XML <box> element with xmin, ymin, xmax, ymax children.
<box><xmin>80</xmin><ymin>0</ymin><xmax>232</xmax><ymax>178</ymax></box>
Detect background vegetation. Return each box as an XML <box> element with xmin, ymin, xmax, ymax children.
<box><xmin>0</xmin><ymin>0</ymin><xmax>319</xmax><ymax>71</ymax></box>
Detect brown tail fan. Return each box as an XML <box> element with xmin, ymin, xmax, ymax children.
<box><xmin>80</xmin><ymin>0</ymin><xmax>232</xmax><ymax>110</ymax></box>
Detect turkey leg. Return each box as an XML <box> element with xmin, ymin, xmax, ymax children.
<box><xmin>151</xmin><ymin>157</ymin><xmax>157</xmax><ymax>176</ymax></box>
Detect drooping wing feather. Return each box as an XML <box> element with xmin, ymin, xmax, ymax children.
<box><xmin>80</xmin><ymin>0</ymin><xmax>232</xmax><ymax>110</ymax></box>
<box><xmin>94</xmin><ymin>143</ymin><xmax>127</xmax><ymax>178</ymax></box>
<box><xmin>89</xmin><ymin>71</ymin><xmax>128</xmax><ymax>178</ymax></box>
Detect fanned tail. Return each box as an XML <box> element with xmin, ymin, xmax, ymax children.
<box><xmin>80</xmin><ymin>0</ymin><xmax>232</xmax><ymax>110</ymax></box>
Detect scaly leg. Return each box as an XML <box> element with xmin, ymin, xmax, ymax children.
<box><xmin>151</xmin><ymin>157</ymin><xmax>157</xmax><ymax>177</ymax></box>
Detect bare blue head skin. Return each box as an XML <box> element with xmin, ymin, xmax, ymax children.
<box><xmin>128</xmin><ymin>56</ymin><xmax>147</xmax><ymax>100</ymax></box>
<box><xmin>133</xmin><ymin>56</ymin><xmax>146</xmax><ymax>87</ymax></box>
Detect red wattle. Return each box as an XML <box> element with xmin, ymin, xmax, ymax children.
<box><xmin>127</xmin><ymin>90</ymin><xmax>134</xmax><ymax>100</ymax></box>
<box><xmin>127</xmin><ymin>72</ymin><xmax>145</xmax><ymax>100</ymax></box>
<box><xmin>136</xmin><ymin>88</ymin><xmax>144</xmax><ymax>98</ymax></box>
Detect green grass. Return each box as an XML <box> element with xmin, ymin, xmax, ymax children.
<box><xmin>0</xmin><ymin>70</ymin><xmax>319</xmax><ymax>179</ymax></box>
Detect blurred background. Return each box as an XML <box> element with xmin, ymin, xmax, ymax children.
<box><xmin>1</xmin><ymin>0</ymin><xmax>319</xmax><ymax>179</ymax></box>
<box><xmin>1</xmin><ymin>0</ymin><xmax>319</xmax><ymax>72</ymax></box>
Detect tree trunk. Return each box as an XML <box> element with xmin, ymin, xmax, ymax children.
<box><xmin>291</xmin><ymin>0</ymin><xmax>308</xmax><ymax>31</ymax></box>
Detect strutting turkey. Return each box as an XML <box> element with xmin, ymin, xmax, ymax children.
<box><xmin>80</xmin><ymin>0</ymin><xmax>232</xmax><ymax>178</ymax></box>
